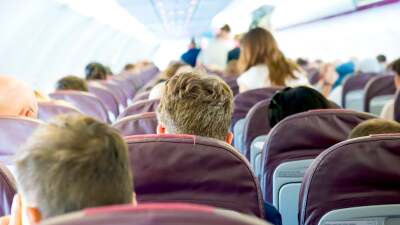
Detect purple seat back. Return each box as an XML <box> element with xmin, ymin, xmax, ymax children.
<box><xmin>117</xmin><ymin>99</ymin><xmax>160</xmax><ymax>120</ymax></box>
<box><xmin>49</xmin><ymin>91</ymin><xmax>110</xmax><ymax>123</ymax></box>
<box><xmin>111</xmin><ymin>76</ymin><xmax>137</xmax><ymax>99</ymax></box>
<box><xmin>394</xmin><ymin>90</ymin><xmax>400</xmax><ymax>122</ymax></box>
<box><xmin>40</xmin><ymin>203</ymin><xmax>271</xmax><ymax>225</ymax></box>
<box><xmin>261</xmin><ymin>109</ymin><xmax>375</xmax><ymax>202</ymax></box>
<box><xmin>99</xmin><ymin>80</ymin><xmax>128</xmax><ymax>107</ymax></box>
<box><xmin>126</xmin><ymin>134</ymin><xmax>265</xmax><ymax>218</ymax></box>
<box><xmin>222</xmin><ymin>77</ymin><xmax>239</xmax><ymax>96</ymax></box>
<box><xmin>0</xmin><ymin>116</ymin><xmax>42</xmax><ymax>164</ymax></box>
<box><xmin>341</xmin><ymin>73</ymin><xmax>373</xmax><ymax>107</ymax></box>
<box><xmin>306</xmin><ymin>68</ymin><xmax>320</xmax><ymax>85</ymax></box>
<box><xmin>363</xmin><ymin>75</ymin><xmax>396</xmax><ymax>112</ymax></box>
<box><xmin>133</xmin><ymin>91</ymin><xmax>151</xmax><ymax>102</ymax></box>
<box><xmin>299</xmin><ymin>135</ymin><xmax>400</xmax><ymax>225</ymax></box>
<box><xmin>87</xmin><ymin>83</ymin><xmax>120</xmax><ymax>118</ymax></box>
<box><xmin>112</xmin><ymin>112</ymin><xmax>157</xmax><ymax>136</ymax></box>
<box><xmin>38</xmin><ymin>102</ymin><xmax>81</xmax><ymax>122</ymax></box>
<box><xmin>241</xmin><ymin>99</ymin><xmax>271</xmax><ymax>159</ymax></box>
<box><xmin>232</xmin><ymin>88</ymin><xmax>281</xmax><ymax>128</ymax></box>
<box><xmin>0</xmin><ymin>164</ymin><xmax>16</xmax><ymax>217</ymax></box>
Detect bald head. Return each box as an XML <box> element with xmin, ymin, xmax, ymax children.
<box><xmin>0</xmin><ymin>76</ymin><xmax>38</xmax><ymax>118</ymax></box>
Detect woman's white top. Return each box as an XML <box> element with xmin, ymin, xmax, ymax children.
<box><xmin>237</xmin><ymin>65</ymin><xmax>310</xmax><ymax>92</ymax></box>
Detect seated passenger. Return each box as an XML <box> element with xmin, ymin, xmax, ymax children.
<box><xmin>157</xmin><ymin>71</ymin><xmax>233</xmax><ymax>142</ymax></box>
<box><xmin>349</xmin><ymin>118</ymin><xmax>400</xmax><ymax>139</ymax></box>
<box><xmin>380</xmin><ymin>58</ymin><xmax>400</xmax><ymax>120</ymax></box>
<box><xmin>0</xmin><ymin>75</ymin><xmax>37</xmax><ymax>118</ymax></box>
<box><xmin>56</xmin><ymin>75</ymin><xmax>88</xmax><ymax>92</ymax></box>
<box><xmin>0</xmin><ymin>114</ymin><xmax>135</xmax><ymax>225</ymax></box>
<box><xmin>268</xmin><ymin>86</ymin><xmax>332</xmax><ymax>127</ymax></box>
<box><xmin>237</xmin><ymin>27</ymin><xmax>309</xmax><ymax>92</ymax></box>
<box><xmin>85</xmin><ymin>62</ymin><xmax>107</xmax><ymax>80</ymax></box>
<box><xmin>156</xmin><ymin>72</ymin><xmax>281</xmax><ymax>225</ymax></box>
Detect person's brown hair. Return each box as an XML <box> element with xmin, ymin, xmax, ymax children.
<box><xmin>56</xmin><ymin>75</ymin><xmax>88</xmax><ymax>92</ymax></box>
<box><xmin>15</xmin><ymin>114</ymin><xmax>133</xmax><ymax>218</ymax></box>
<box><xmin>162</xmin><ymin>61</ymin><xmax>186</xmax><ymax>79</ymax></box>
<box><xmin>239</xmin><ymin>27</ymin><xmax>299</xmax><ymax>86</ymax></box>
<box><xmin>388</xmin><ymin>58</ymin><xmax>400</xmax><ymax>76</ymax></box>
<box><xmin>349</xmin><ymin>119</ymin><xmax>400</xmax><ymax>139</ymax></box>
<box><xmin>157</xmin><ymin>72</ymin><xmax>233</xmax><ymax>141</ymax></box>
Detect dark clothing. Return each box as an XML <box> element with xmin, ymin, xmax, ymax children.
<box><xmin>181</xmin><ymin>48</ymin><xmax>201</xmax><ymax>67</ymax></box>
<box><xmin>264</xmin><ymin>202</ymin><xmax>282</xmax><ymax>225</ymax></box>
<box><xmin>227</xmin><ymin>47</ymin><xmax>240</xmax><ymax>62</ymax></box>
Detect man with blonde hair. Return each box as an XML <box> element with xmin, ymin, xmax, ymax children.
<box><xmin>156</xmin><ymin>71</ymin><xmax>233</xmax><ymax>143</ymax></box>
<box><xmin>0</xmin><ymin>114</ymin><xmax>135</xmax><ymax>225</ymax></box>
<box><xmin>156</xmin><ymin>72</ymin><xmax>282</xmax><ymax>225</ymax></box>
<box><xmin>0</xmin><ymin>76</ymin><xmax>37</xmax><ymax>118</ymax></box>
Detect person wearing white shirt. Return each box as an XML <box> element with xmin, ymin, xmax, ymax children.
<box><xmin>197</xmin><ymin>24</ymin><xmax>233</xmax><ymax>71</ymax></box>
<box><xmin>236</xmin><ymin>27</ymin><xmax>310</xmax><ymax>93</ymax></box>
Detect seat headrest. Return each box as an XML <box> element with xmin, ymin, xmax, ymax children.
<box><xmin>40</xmin><ymin>203</ymin><xmax>271</xmax><ymax>225</ymax></box>
<box><xmin>299</xmin><ymin>135</ymin><xmax>400</xmax><ymax>225</ymax></box>
<box><xmin>125</xmin><ymin>134</ymin><xmax>264</xmax><ymax>218</ymax></box>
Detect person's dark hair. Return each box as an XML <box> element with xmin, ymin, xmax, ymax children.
<box><xmin>124</xmin><ymin>64</ymin><xmax>135</xmax><ymax>71</ymax></box>
<box><xmin>85</xmin><ymin>62</ymin><xmax>107</xmax><ymax>80</ymax></box>
<box><xmin>221</xmin><ymin>24</ymin><xmax>231</xmax><ymax>33</ymax></box>
<box><xmin>296</xmin><ymin>58</ymin><xmax>309</xmax><ymax>67</ymax></box>
<box><xmin>349</xmin><ymin>119</ymin><xmax>400</xmax><ymax>139</ymax></box>
<box><xmin>377</xmin><ymin>54</ymin><xmax>387</xmax><ymax>63</ymax></box>
<box><xmin>388</xmin><ymin>58</ymin><xmax>400</xmax><ymax>75</ymax></box>
<box><xmin>56</xmin><ymin>76</ymin><xmax>88</xmax><ymax>92</ymax></box>
<box><xmin>15</xmin><ymin>114</ymin><xmax>133</xmax><ymax>218</ymax></box>
<box><xmin>268</xmin><ymin>86</ymin><xmax>331</xmax><ymax>127</ymax></box>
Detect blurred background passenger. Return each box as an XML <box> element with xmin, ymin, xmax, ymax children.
<box><xmin>56</xmin><ymin>75</ymin><xmax>88</xmax><ymax>92</ymax></box>
<box><xmin>237</xmin><ymin>27</ymin><xmax>309</xmax><ymax>93</ymax></box>
<box><xmin>197</xmin><ymin>24</ymin><xmax>233</xmax><ymax>71</ymax></box>
<box><xmin>227</xmin><ymin>34</ymin><xmax>242</xmax><ymax>63</ymax></box>
<box><xmin>349</xmin><ymin>119</ymin><xmax>400</xmax><ymax>139</ymax></box>
<box><xmin>358</xmin><ymin>58</ymin><xmax>382</xmax><ymax>74</ymax></box>
<box><xmin>122</xmin><ymin>63</ymin><xmax>136</xmax><ymax>75</ymax></box>
<box><xmin>381</xmin><ymin>58</ymin><xmax>400</xmax><ymax>120</ymax></box>
<box><xmin>268</xmin><ymin>86</ymin><xmax>332</xmax><ymax>127</ymax></box>
<box><xmin>180</xmin><ymin>38</ymin><xmax>201</xmax><ymax>67</ymax></box>
<box><xmin>0</xmin><ymin>75</ymin><xmax>38</xmax><ymax>118</ymax></box>
<box><xmin>85</xmin><ymin>62</ymin><xmax>107</xmax><ymax>80</ymax></box>
<box><xmin>377</xmin><ymin>54</ymin><xmax>387</xmax><ymax>72</ymax></box>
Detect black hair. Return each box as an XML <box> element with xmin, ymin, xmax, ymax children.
<box><xmin>388</xmin><ymin>58</ymin><xmax>400</xmax><ymax>76</ymax></box>
<box><xmin>377</xmin><ymin>54</ymin><xmax>387</xmax><ymax>63</ymax></box>
<box><xmin>85</xmin><ymin>62</ymin><xmax>107</xmax><ymax>80</ymax></box>
<box><xmin>268</xmin><ymin>86</ymin><xmax>331</xmax><ymax>127</ymax></box>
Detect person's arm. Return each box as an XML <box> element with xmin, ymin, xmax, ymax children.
<box><xmin>317</xmin><ymin>63</ymin><xmax>338</xmax><ymax>97</ymax></box>
<box><xmin>1</xmin><ymin>195</ymin><xmax>22</xmax><ymax>225</ymax></box>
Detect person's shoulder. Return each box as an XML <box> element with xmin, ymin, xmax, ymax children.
<box><xmin>0</xmin><ymin>215</ymin><xmax>10</xmax><ymax>225</ymax></box>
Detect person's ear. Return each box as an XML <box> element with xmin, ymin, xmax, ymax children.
<box><xmin>157</xmin><ymin>123</ymin><xmax>166</xmax><ymax>134</ymax></box>
<box><xmin>226</xmin><ymin>132</ymin><xmax>233</xmax><ymax>145</ymax></box>
<box><xmin>19</xmin><ymin>108</ymin><xmax>36</xmax><ymax>118</ymax></box>
<box><xmin>26</xmin><ymin>207</ymin><xmax>42</xmax><ymax>225</ymax></box>
<box><xmin>132</xmin><ymin>193</ymin><xmax>138</xmax><ymax>206</ymax></box>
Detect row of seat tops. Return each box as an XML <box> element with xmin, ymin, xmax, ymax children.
<box><xmin>41</xmin><ymin>203</ymin><xmax>271</xmax><ymax>225</ymax></box>
<box><xmin>1</xmin><ymin>133</ymin><xmax>400</xmax><ymax>225</ymax></box>
<box><xmin>47</xmin><ymin>66</ymin><xmax>160</xmax><ymax>123</ymax></box>
<box><xmin>0</xmin><ymin>134</ymin><xmax>265</xmax><ymax>218</ymax></box>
